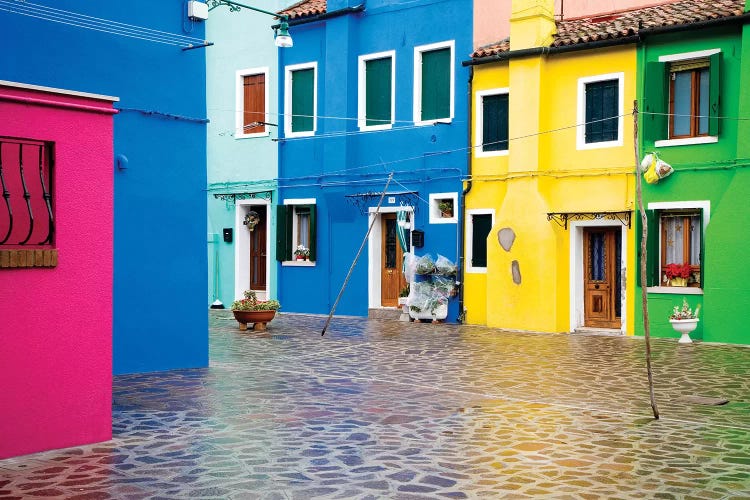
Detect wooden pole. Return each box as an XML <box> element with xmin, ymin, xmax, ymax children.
<box><xmin>321</xmin><ymin>173</ymin><xmax>394</xmax><ymax>336</ymax></box>
<box><xmin>633</xmin><ymin>100</ymin><xmax>660</xmax><ymax>419</ymax></box>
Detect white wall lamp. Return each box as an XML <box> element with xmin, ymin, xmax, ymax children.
<box><xmin>207</xmin><ymin>0</ymin><xmax>293</xmax><ymax>48</ymax></box>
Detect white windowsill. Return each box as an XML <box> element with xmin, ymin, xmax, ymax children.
<box><xmin>647</xmin><ymin>286</ymin><xmax>703</xmax><ymax>295</ymax></box>
<box><xmin>577</xmin><ymin>139</ymin><xmax>623</xmax><ymax>150</ymax></box>
<box><xmin>466</xmin><ymin>267</ymin><xmax>488</xmax><ymax>274</ymax></box>
<box><xmin>282</xmin><ymin>260</ymin><xmax>316</xmax><ymax>267</ymax></box>
<box><xmin>415</xmin><ymin>118</ymin><xmax>452</xmax><ymax>127</ymax></box>
<box><xmin>654</xmin><ymin>136</ymin><xmax>718</xmax><ymax>148</ymax></box>
<box><xmin>475</xmin><ymin>149</ymin><xmax>508</xmax><ymax>158</ymax></box>
<box><xmin>235</xmin><ymin>131</ymin><xmax>270</xmax><ymax>140</ymax></box>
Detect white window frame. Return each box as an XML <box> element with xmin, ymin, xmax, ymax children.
<box><xmin>413</xmin><ymin>40</ymin><xmax>455</xmax><ymax>126</ymax></box>
<box><xmin>429</xmin><ymin>192</ymin><xmax>458</xmax><ymax>224</ymax></box>
<box><xmin>358</xmin><ymin>50</ymin><xmax>396</xmax><ymax>131</ymax></box>
<box><xmin>466</xmin><ymin>209</ymin><xmax>495</xmax><ymax>274</ymax></box>
<box><xmin>235</xmin><ymin>67</ymin><xmax>270</xmax><ymax>139</ymax></box>
<box><xmin>282</xmin><ymin>198</ymin><xmax>316</xmax><ymax>266</ymax></box>
<box><xmin>646</xmin><ymin>200</ymin><xmax>710</xmax><ymax>294</ymax></box>
<box><xmin>654</xmin><ymin>49</ymin><xmax>721</xmax><ymax>148</ymax></box>
<box><xmin>576</xmin><ymin>72</ymin><xmax>624</xmax><ymax>150</ymax></box>
<box><xmin>284</xmin><ymin>62</ymin><xmax>317</xmax><ymax>138</ymax></box>
<box><xmin>475</xmin><ymin>88</ymin><xmax>509</xmax><ymax>158</ymax></box>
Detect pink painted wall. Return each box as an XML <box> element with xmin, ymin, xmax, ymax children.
<box><xmin>474</xmin><ymin>0</ymin><xmax>676</xmax><ymax>48</ymax></box>
<box><xmin>0</xmin><ymin>83</ymin><xmax>115</xmax><ymax>459</ymax></box>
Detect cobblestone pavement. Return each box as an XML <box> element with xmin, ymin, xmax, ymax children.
<box><xmin>3</xmin><ymin>311</ymin><xmax>750</xmax><ymax>499</ymax></box>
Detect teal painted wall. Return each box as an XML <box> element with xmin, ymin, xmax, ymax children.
<box><xmin>636</xmin><ymin>25</ymin><xmax>750</xmax><ymax>344</ymax></box>
<box><xmin>206</xmin><ymin>3</ymin><xmax>284</xmax><ymax>307</ymax></box>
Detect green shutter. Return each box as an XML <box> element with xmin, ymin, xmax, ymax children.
<box><xmin>365</xmin><ymin>57</ymin><xmax>392</xmax><ymax>127</ymax></box>
<box><xmin>421</xmin><ymin>48</ymin><xmax>451</xmax><ymax>121</ymax></box>
<box><xmin>291</xmin><ymin>68</ymin><xmax>314</xmax><ymax>133</ymax></box>
<box><xmin>307</xmin><ymin>204</ymin><xmax>317</xmax><ymax>261</ymax></box>
<box><xmin>698</xmin><ymin>209</ymin><xmax>705</xmax><ymax>288</ymax></box>
<box><xmin>708</xmin><ymin>52</ymin><xmax>721</xmax><ymax>136</ymax></box>
<box><xmin>482</xmin><ymin>94</ymin><xmax>508</xmax><ymax>151</ymax></box>
<box><xmin>471</xmin><ymin>214</ymin><xmax>492</xmax><ymax>267</ymax></box>
<box><xmin>636</xmin><ymin>209</ymin><xmax>659</xmax><ymax>287</ymax></box>
<box><xmin>276</xmin><ymin>205</ymin><xmax>292</xmax><ymax>261</ymax></box>
<box><xmin>643</xmin><ymin>62</ymin><xmax>667</xmax><ymax>142</ymax></box>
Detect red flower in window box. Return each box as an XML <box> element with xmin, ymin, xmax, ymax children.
<box><xmin>664</xmin><ymin>263</ymin><xmax>692</xmax><ymax>280</ymax></box>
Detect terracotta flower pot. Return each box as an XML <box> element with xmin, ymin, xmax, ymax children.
<box><xmin>232</xmin><ymin>309</ymin><xmax>276</xmax><ymax>331</ymax></box>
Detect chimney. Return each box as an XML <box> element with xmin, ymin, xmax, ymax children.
<box><xmin>509</xmin><ymin>0</ymin><xmax>556</xmax><ymax>51</ymax></box>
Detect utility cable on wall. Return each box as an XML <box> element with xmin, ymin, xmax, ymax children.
<box><xmin>0</xmin><ymin>0</ymin><xmax>207</xmax><ymax>48</ymax></box>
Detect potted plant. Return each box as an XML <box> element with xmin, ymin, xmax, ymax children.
<box><xmin>664</xmin><ymin>263</ymin><xmax>692</xmax><ymax>287</ymax></box>
<box><xmin>231</xmin><ymin>290</ymin><xmax>281</xmax><ymax>331</ymax></box>
<box><xmin>398</xmin><ymin>283</ymin><xmax>410</xmax><ymax>321</ymax></box>
<box><xmin>669</xmin><ymin>298</ymin><xmax>700</xmax><ymax>344</ymax></box>
<box><xmin>294</xmin><ymin>245</ymin><xmax>310</xmax><ymax>261</ymax></box>
<box><xmin>438</xmin><ymin>200</ymin><xmax>453</xmax><ymax>218</ymax></box>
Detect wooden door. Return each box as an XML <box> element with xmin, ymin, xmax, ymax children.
<box><xmin>249</xmin><ymin>206</ymin><xmax>267</xmax><ymax>290</ymax></box>
<box><xmin>381</xmin><ymin>213</ymin><xmax>405</xmax><ymax>307</ymax></box>
<box><xmin>583</xmin><ymin>227</ymin><xmax>621</xmax><ymax>329</ymax></box>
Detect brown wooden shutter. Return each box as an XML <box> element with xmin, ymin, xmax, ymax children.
<box><xmin>243</xmin><ymin>74</ymin><xmax>265</xmax><ymax>134</ymax></box>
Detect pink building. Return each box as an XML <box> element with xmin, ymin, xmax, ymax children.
<box><xmin>474</xmin><ymin>0</ymin><xmax>677</xmax><ymax>47</ymax></box>
<box><xmin>0</xmin><ymin>81</ymin><xmax>117</xmax><ymax>458</ymax></box>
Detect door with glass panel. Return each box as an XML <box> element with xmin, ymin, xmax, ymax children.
<box><xmin>381</xmin><ymin>213</ymin><xmax>405</xmax><ymax>307</ymax></box>
<box><xmin>583</xmin><ymin>227</ymin><xmax>622</xmax><ymax>328</ymax></box>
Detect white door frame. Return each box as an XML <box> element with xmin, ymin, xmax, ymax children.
<box><xmin>367</xmin><ymin>206</ymin><xmax>414</xmax><ymax>309</ymax></box>
<box><xmin>569</xmin><ymin>221</ymin><xmax>628</xmax><ymax>333</ymax></box>
<box><xmin>235</xmin><ymin>199</ymin><xmax>271</xmax><ymax>301</ymax></box>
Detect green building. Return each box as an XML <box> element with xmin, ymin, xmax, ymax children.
<box><xmin>636</xmin><ymin>0</ymin><xmax>750</xmax><ymax>343</ymax></box>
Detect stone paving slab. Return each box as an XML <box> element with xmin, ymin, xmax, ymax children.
<box><xmin>2</xmin><ymin>311</ymin><xmax>750</xmax><ymax>498</ymax></box>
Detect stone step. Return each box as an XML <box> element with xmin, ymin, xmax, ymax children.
<box><xmin>368</xmin><ymin>308</ymin><xmax>403</xmax><ymax>321</ymax></box>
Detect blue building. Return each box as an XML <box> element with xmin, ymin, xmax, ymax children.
<box><xmin>276</xmin><ymin>0</ymin><xmax>472</xmax><ymax>321</ymax></box>
<box><xmin>1</xmin><ymin>1</ymin><xmax>209</xmax><ymax>373</ymax></box>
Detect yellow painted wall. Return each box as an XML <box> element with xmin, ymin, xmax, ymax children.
<box><xmin>465</xmin><ymin>44</ymin><xmax>637</xmax><ymax>335</ymax></box>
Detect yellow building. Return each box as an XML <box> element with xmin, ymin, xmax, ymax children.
<box><xmin>462</xmin><ymin>0</ymin><xmax>636</xmax><ymax>334</ymax></box>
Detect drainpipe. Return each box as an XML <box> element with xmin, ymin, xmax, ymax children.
<box><xmin>457</xmin><ymin>65</ymin><xmax>474</xmax><ymax>323</ymax></box>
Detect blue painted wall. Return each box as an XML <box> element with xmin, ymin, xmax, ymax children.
<box><xmin>1</xmin><ymin>1</ymin><xmax>209</xmax><ymax>373</ymax></box>
<box><xmin>277</xmin><ymin>0</ymin><xmax>472</xmax><ymax>320</ymax></box>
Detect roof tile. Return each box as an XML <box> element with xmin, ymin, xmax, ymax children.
<box><xmin>279</xmin><ymin>0</ymin><xmax>326</xmax><ymax>19</ymax></box>
<box><xmin>471</xmin><ymin>0</ymin><xmax>746</xmax><ymax>58</ymax></box>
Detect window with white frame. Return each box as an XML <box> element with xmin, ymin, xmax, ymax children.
<box><xmin>466</xmin><ymin>210</ymin><xmax>494</xmax><ymax>272</ymax></box>
<box><xmin>646</xmin><ymin>201</ymin><xmax>709</xmax><ymax>288</ymax></box>
<box><xmin>577</xmin><ymin>72</ymin><xmax>623</xmax><ymax>149</ymax></box>
<box><xmin>358</xmin><ymin>51</ymin><xmax>395</xmax><ymax>130</ymax></box>
<box><xmin>284</xmin><ymin>62</ymin><xmax>317</xmax><ymax>137</ymax></box>
<box><xmin>236</xmin><ymin>67</ymin><xmax>269</xmax><ymax>138</ymax></box>
<box><xmin>414</xmin><ymin>41</ymin><xmax>454</xmax><ymax>125</ymax></box>
<box><xmin>277</xmin><ymin>199</ymin><xmax>316</xmax><ymax>262</ymax></box>
<box><xmin>645</xmin><ymin>49</ymin><xmax>721</xmax><ymax>146</ymax></box>
<box><xmin>475</xmin><ymin>88</ymin><xmax>509</xmax><ymax>156</ymax></box>
<box><xmin>429</xmin><ymin>192</ymin><xmax>458</xmax><ymax>224</ymax></box>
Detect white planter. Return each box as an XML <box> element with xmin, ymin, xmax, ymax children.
<box><xmin>670</xmin><ymin>318</ymin><xmax>699</xmax><ymax>344</ymax></box>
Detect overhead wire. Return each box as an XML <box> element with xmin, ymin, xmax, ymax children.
<box><xmin>0</xmin><ymin>0</ymin><xmax>206</xmax><ymax>47</ymax></box>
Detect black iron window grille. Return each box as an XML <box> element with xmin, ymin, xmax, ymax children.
<box><xmin>0</xmin><ymin>138</ymin><xmax>54</xmax><ymax>247</ymax></box>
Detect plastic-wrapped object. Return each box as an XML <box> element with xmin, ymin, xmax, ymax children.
<box><xmin>407</xmin><ymin>280</ymin><xmax>448</xmax><ymax>321</ymax></box>
<box><xmin>414</xmin><ymin>254</ymin><xmax>435</xmax><ymax>275</ymax></box>
<box><xmin>403</xmin><ymin>252</ymin><xmax>416</xmax><ymax>283</ymax></box>
<box><xmin>434</xmin><ymin>254</ymin><xmax>457</xmax><ymax>276</ymax></box>
<box><xmin>432</xmin><ymin>275</ymin><xmax>455</xmax><ymax>298</ymax></box>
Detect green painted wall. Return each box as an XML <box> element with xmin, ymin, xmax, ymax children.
<box><xmin>636</xmin><ymin>25</ymin><xmax>750</xmax><ymax>344</ymax></box>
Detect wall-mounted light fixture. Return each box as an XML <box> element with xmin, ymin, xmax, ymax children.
<box><xmin>208</xmin><ymin>0</ymin><xmax>293</xmax><ymax>48</ymax></box>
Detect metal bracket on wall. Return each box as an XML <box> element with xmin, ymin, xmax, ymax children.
<box><xmin>546</xmin><ymin>210</ymin><xmax>632</xmax><ymax>230</ymax></box>
<box><xmin>213</xmin><ymin>191</ymin><xmax>273</xmax><ymax>205</ymax></box>
<box><xmin>344</xmin><ymin>190</ymin><xmax>420</xmax><ymax>216</ymax></box>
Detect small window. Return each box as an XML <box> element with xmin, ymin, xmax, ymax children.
<box><xmin>359</xmin><ymin>51</ymin><xmax>395</xmax><ymax>129</ymax></box>
<box><xmin>476</xmin><ymin>89</ymin><xmax>509</xmax><ymax>156</ymax></box>
<box><xmin>429</xmin><ymin>192</ymin><xmax>458</xmax><ymax>224</ymax></box>
<box><xmin>645</xmin><ymin>50</ymin><xmax>720</xmax><ymax>144</ymax></box>
<box><xmin>277</xmin><ymin>202</ymin><xmax>316</xmax><ymax>262</ymax></box>
<box><xmin>577</xmin><ymin>73</ymin><xmax>623</xmax><ymax>149</ymax></box>
<box><xmin>585</xmin><ymin>79</ymin><xmax>618</xmax><ymax>143</ymax></box>
<box><xmin>660</xmin><ymin>211</ymin><xmax>701</xmax><ymax>287</ymax></box>
<box><xmin>236</xmin><ymin>68</ymin><xmax>268</xmax><ymax>137</ymax></box>
<box><xmin>414</xmin><ymin>41</ymin><xmax>454</xmax><ymax>124</ymax></box>
<box><xmin>285</xmin><ymin>63</ymin><xmax>317</xmax><ymax>136</ymax></box>
<box><xmin>0</xmin><ymin>138</ymin><xmax>54</xmax><ymax>248</ymax></box>
<box><xmin>669</xmin><ymin>61</ymin><xmax>709</xmax><ymax>139</ymax></box>
<box><xmin>469</xmin><ymin>213</ymin><xmax>493</xmax><ymax>270</ymax></box>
